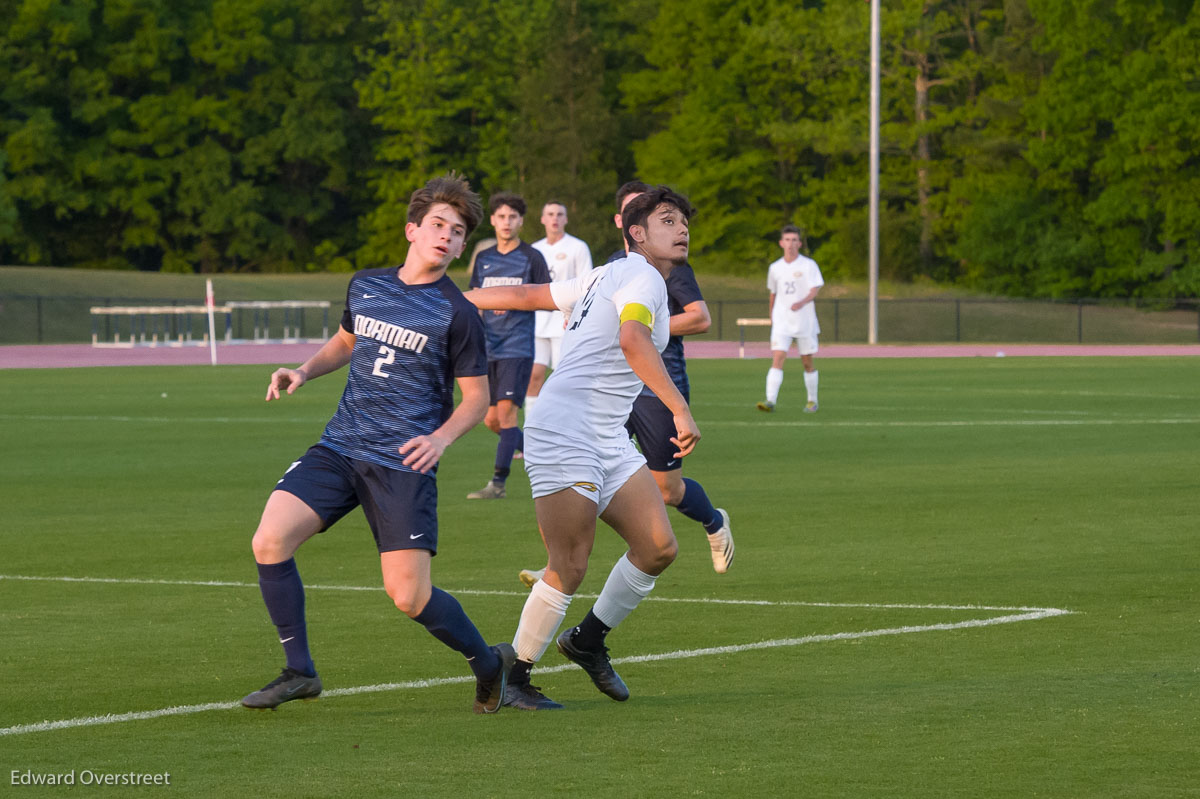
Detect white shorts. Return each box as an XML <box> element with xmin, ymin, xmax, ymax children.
<box><xmin>770</xmin><ymin>330</ymin><xmax>819</xmax><ymax>356</ymax></box>
<box><xmin>523</xmin><ymin>426</ymin><xmax>646</xmax><ymax>514</ymax></box>
<box><xmin>533</xmin><ymin>336</ymin><xmax>563</xmax><ymax>368</ymax></box>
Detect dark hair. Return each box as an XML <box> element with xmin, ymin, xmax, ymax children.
<box><xmin>542</xmin><ymin>200</ymin><xmax>568</xmax><ymax>213</ymax></box>
<box><xmin>615</xmin><ymin>180</ymin><xmax>651</xmax><ymax>211</ymax></box>
<box><xmin>621</xmin><ymin>186</ymin><xmax>696</xmax><ymax>250</ymax></box>
<box><xmin>488</xmin><ymin>192</ymin><xmax>526</xmax><ymax>216</ymax></box>
<box><xmin>406</xmin><ymin>173</ymin><xmax>483</xmax><ymax>236</ymax></box>
<box><xmin>781</xmin><ymin>224</ymin><xmax>803</xmax><ymax>239</ymax></box>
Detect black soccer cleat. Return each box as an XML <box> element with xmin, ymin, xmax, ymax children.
<box><xmin>556</xmin><ymin>627</ymin><xmax>629</xmax><ymax>701</ymax></box>
<box><xmin>502</xmin><ymin>680</ymin><xmax>564</xmax><ymax>711</ymax></box>
<box><xmin>473</xmin><ymin>643</ymin><xmax>516</xmax><ymax>715</ymax></box>
<box><xmin>241</xmin><ymin>667</ymin><xmax>322</xmax><ymax>709</ymax></box>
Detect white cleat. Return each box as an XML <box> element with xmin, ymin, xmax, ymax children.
<box><xmin>467</xmin><ymin>481</ymin><xmax>506</xmax><ymax>499</ymax></box>
<box><xmin>518</xmin><ymin>568</ymin><xmax>545</xmax><ymax>588</ymax></box>
<box><xmin>707</xmin><ymin>509</ymin><xmax>734</xmax><ymax>574</ymax></box>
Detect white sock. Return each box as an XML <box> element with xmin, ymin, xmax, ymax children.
<box><xmin>766</xmin><ymin>368</ymin><xmax>784</xmax><ymax>404</ymax></box>
<box><xmin>592</xmin><ymin>553</ymin><xmax>657</xmax><ymax>629</ymax></box>
<box><xmin>513</xmin><ymin>579</ymin><xmax>572</xmax><ymax>663</ymax></box>
<box><xmin>524</xmin><ymin>395</ymin><xmax>537</xmax><ymax>416</ymax></box>
<box><xmin>804</xmin><ymin>370</ymin><xmax>819</xmax><ymax>404</ymax></box>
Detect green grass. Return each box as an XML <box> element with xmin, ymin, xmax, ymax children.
<box><xmin>1</xmin><ymin>358</ymin><xmax>1198</xmax><ymax>797</ymax></box>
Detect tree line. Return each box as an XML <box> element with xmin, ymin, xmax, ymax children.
<box><xmin>1</xmin><ymin>0</ymin><xmax>1196</xmax><ymax>298</ymax></box>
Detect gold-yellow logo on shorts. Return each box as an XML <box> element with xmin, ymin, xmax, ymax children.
<box><xmin>572</xmin><ymin>481</ymin><xmax>599</xmax><ymax>493</ymax></box>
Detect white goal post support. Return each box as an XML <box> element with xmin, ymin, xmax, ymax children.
<box><xmin>205</xmin><ymin>280</ymin><xmax>217</xmax><ymax>366</ymax></box>
<box><xmin>735</xmin><ymin>317</ymin><xmax>772</xmax><ymax>359</ymax></box>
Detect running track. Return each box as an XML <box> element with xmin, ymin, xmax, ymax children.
<box><xmin>2</xmin><ymin>341</ymin><xmax>1198</xmax><ymax>369</ymax></box>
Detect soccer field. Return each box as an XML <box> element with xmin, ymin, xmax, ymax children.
<box><xmin>1</xmin><ymin>357</ymin><xmax>1197</xmax><ymax>797</ymax></box>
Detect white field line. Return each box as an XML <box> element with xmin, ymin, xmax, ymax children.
<box><xmin>1</xmin><ymin>413</ymin><xmax>1199</xmax><ymax>429</ymax></box>
<box><xmin>708</xmin><ymin>418</ymin><xmax>1200</xmax><ymax>428</ymax></box>
<box><xmin>0</xmin><ymin>573</ymin><xmax>1074</xmax><ymax>738</ymax></box>
<box><xmin>0</xmin><ymin>413</ymin><xmax>317</xmax><ymax>425</ymax></box>
<box><xmin>0</xmin><ymin>574</ymin><xmax>1058</xmax><ymax>612</ymax></box>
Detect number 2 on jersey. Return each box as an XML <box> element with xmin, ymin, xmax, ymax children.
<box><xmin>372</xmin><ymin>345</ymin><xmax>395</xmax><ymax>378</ymax></box>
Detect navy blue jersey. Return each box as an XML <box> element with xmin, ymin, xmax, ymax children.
<box><xmin>469</xmin><ymin>242</ymin><xmax>551</xmax><ymax>361</ymax></box>
<box><xmin>318</xmin><ymin>268</ymin><xmax>487</xmax><ymax>475</ymax></box>
<box><xmin>607</xmin><ymin>249</ymin><xmax>703</xmax><ymax>398</ymax></box>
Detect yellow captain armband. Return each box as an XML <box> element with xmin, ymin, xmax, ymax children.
<box><xmin>619</xmin><ymin>302</ymin><xmax>654</xmax><ymax>328</ymax></box>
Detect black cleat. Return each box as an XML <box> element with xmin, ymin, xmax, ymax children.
<box><xmin>502</xmin><ymin>681</ymin><xmax>564</xmax><ymax>711</ymax></box>
<box><xmin>556</xmin><ymin>627</ymin><xmax>629</xmax><ymax>701</ymax></box>
<box><xmin>473</xmin><ymin>643</ymin><xmax>516</xmax><ymax>715</ymax></box>
<box><xmin>241</xmin><ymin>667</ymin><xmax>322</xmax><ymax>709</ymax></box>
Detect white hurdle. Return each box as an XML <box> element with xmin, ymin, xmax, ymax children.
<box><xmin>735</xmin><ymin>317</ymin><xmax>772</xmax><ymax>358</ymax></box>
<box><xmin>90</xmin><ymin>300</ymin><xmax>331</xmax><ymax>348</ymax></box>
<box><xmin>90</xmin><ymin>305</ymin><xmax>232</xmax><ymax>348</ymax></box>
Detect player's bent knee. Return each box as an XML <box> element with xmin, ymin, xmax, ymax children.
<box><xmin>657</xmin><ymin>538</ymin><xmax>679</xmax><ymax>570</ymax></box>
<box><xmin>633</xmin><ymin>536</ymin><xmax>677</xmax><ymax>576</ymax></box>
<box><xmin>554</xmin><ymin>560</ymin><xmax>589</xmax><ymax>593</ymax></box>
<box><xmin>387</xmin><ymin>586</ymin><xmax>424</xmax><ymax>618</ymax></box>
<box><xmin>251</xmin><ymin>529</ymin><xmax>288</xmax><ymax>564</ymax></box>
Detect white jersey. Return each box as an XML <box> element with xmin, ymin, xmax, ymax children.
<box><xmin>767</xmin><ymin>254</ymin><xmax>824</xmax><ymax>336</ymax></box>
<box><xmin>532</xmin><ymin>233</ymin><xmax>593</xmax><ymax>338</ymax></box>
<box><xmin>525</xmin><ymin>252</ymin><xmax>669</xmax><ymax>446</ymax></box>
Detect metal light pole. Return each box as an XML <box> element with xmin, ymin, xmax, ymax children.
<box><xmin>868</xmin><ymin>0</ymin><xmax>880</xmax><ymax>344</ymax></box>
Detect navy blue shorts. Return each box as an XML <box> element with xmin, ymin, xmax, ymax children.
<box><xmin>624</xmin><ymin>391</ymin><xmax>689</xmax><ymax>473</ymax></box>
<box><xmin>488</xmin><ymin>358</ymin><xmax>533</xmax><ymax>407</ymax></box>
<box><xmin>274</xmin><ymin>444</ymin><xmax>439</xmax><ymax>554</ymax></box>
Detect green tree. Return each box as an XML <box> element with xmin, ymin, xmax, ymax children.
<box><xmin>509</xmin><ymin>0</ymin><xmax>625</xmax><ymax>255</ymax></box>
<box><xmin>1</xmin><ymin>0</ymin><xmax>369</xmax><ymax>272</ymax></box>
<box><xmin>356</xmin><ymin>0</ymin><xmax>524</xmax><ymax>267</ymax></box>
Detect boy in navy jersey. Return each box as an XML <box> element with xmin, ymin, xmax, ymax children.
<box><xmin>465</xmin><ymin>193</ymin><xmax>551</xmax><ymax>499</ymax></box>
<box><xmin>240</xmin><ymin>174</ymin><xmax>515</xmax><ymax>715</ymax></box>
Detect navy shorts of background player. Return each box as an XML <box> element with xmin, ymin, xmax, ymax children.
<box><xmin>244</xmin><ymin>266</ymin><xmax>510</xmax><ymax>712</ymax></box>
<box><xmin>487</xmin><ymin>357</ymin><xmax>534</xmax><ymax>407</ymax></box>
<box><xmin>619</xmin><ymin>257</ymin><xmax>729</xmax><ymax>540</ymax></box>
<box><xmin>468</xmin><ymin>241</ymin><xmax>550</xmax><ymax>492</ymax></box>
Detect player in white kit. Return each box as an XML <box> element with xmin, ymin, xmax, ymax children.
<box><xmin>758</xmin><ymin>225</ymin><xmax>824</xmax><ymax>413</ymax></box>
<box><xmin>526</xmin><ymin>201</ymin><xmax>593</xmax><ymax>415</ymax></box>
<box><xmin>463</xmin><ymin>186</ymin><xmax>699</xmax><ymax>710</ymax></box>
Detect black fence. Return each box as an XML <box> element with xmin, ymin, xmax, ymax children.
<box><xmin>707</xmin><ymin>297</ymin><xmax>1200</xmax><ymax>345</ymax></box>
<box><xmin>1</xmin><ymin>293</ymin><xmax>1198</xmax><ymax>345</ymax></box>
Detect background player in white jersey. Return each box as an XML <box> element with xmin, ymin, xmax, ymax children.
<box><xmin>463</xmin><ymin>186</ymin><xmax>700</xmax><ymax>710</ymax></box>
<box><xmin>526</xmin><ymin>201</ymin><xmax>593</xmax><ymax>415</ymax></box>
<box><xmin>240</xmin><ymin>174</ymin><xmax>515</xmax><ymax>715</ymax></box>
<box><xmin>758</xmin><ymin>224</ymin><xmax>824</xmax><ymax>413</ymax></box>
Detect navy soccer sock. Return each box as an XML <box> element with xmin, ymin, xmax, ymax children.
<box><xmin>493</xmin><ymin>427</ymin><xmax>522</xmax><ymax>484</ymax></box>
<box><xmin>414</xmin><ymin>587</ymin><xmax>500</xmax><ymax>681</ymax></box>
<box><xmin>675</xmin><ymin>478</ymin><xmax>725</xmax><ymax>534</ymax></box>
<box><xmin>570</xmin><ymin>609</ymin><xmax>612</xmax><ymax>652</ymax></box>
<box><xmin>256</xmin><ymin>558</ymin><xmax>316</xmax><ymax>677</ymax></box>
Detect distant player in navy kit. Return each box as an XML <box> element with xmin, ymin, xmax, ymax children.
<box><xmin>466</xmin><ymin>192</ymin><xmax>551</xmax><ymax>499</ymax></box>
<box><xmin>517</xmin><ymin>181</ymin><xmax>733</xmax><ymax>588</ymax></box>
<box><xmin>240</xmin><ymin>174</ymin><xmax>515</xmax><ymax>715</ymax></box>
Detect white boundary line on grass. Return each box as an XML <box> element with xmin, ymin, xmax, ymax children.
<box><xmin>708</xmin><ymin>417</ymin><xmax>1200</xmax><ymax>429</ymax></box>
<box><xmin>2</xmin><ymin>413</ymin><xmax>1199</xmax><ymax>429</ymax></box>
<box><xmin>0</xmin><ymin>573</ymin><xmax>1075</xmax><ymax>738</ymax></box>
<box><xmin>0</xmin><ymin>574</ymin><xmax>1058</xmax><ymax>612</ymax></box>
